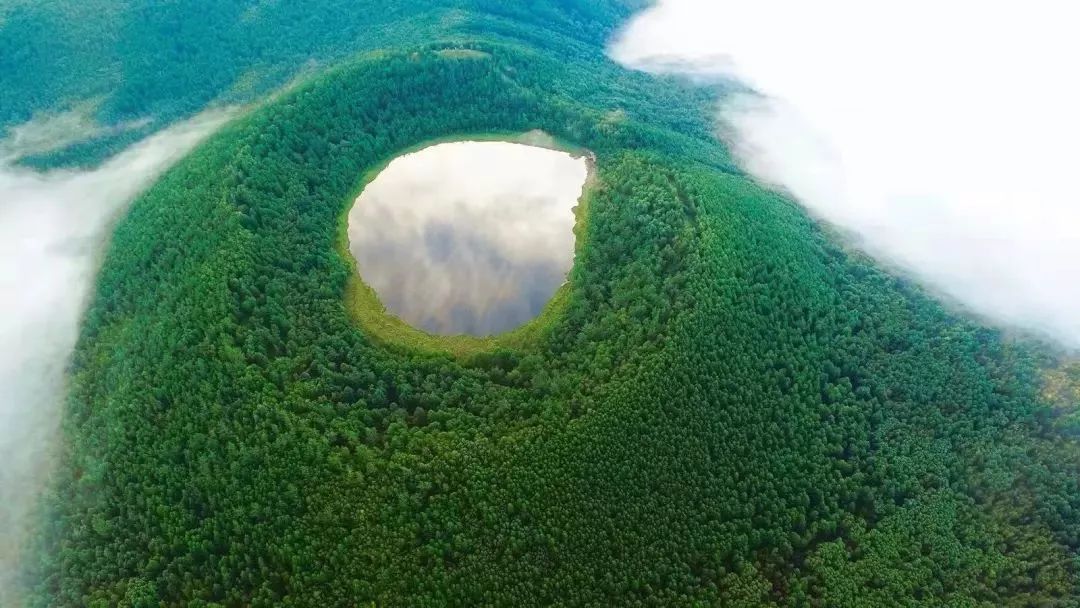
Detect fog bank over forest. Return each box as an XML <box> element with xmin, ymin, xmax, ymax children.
<box><xmin>0</xmin><ymin>110</ymin><xmax>231</xmax><ymax>602</ymax></box>
<box><xmin>611</xmin><ymin>0</ymin><xmax>1080</xmax><ymax>350</ymax></box>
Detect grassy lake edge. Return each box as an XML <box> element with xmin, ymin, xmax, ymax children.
<box><xmin>335</xmin><ymin>132</ymin><xmax>598</xmax><ymax>360</ymax></box>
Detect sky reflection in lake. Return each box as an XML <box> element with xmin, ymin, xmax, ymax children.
<box><xmin>347</xmin><ymin>141</ymin><xmax>589</xmax><ymax>336</ymax></box>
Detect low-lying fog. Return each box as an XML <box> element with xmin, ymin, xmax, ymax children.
<box><xmin>348</xmin><ymin>141</ymin><xmax>589</xmax><ymax>336</ymax></box>
<box><xmin>611</xmin><ymin>0</ymin><xmax>1080</xmax><ymax>351</ymax></box>
<box><xmin>0</xmin><ymin>110</ymin><xmax>231</xmax><ymax>603</ymax></box>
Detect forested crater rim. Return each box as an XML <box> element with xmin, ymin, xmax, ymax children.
<box><xmin>344</xmin><ymin>136</ymin><xmax>594</xmax><ymax>349</ymax></box>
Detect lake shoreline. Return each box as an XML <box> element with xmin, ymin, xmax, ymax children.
<box><xmin>336</xmin><ymin>132</ymin><xmax>597</xmax><ymax>360</ymax></box>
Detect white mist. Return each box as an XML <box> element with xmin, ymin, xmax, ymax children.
<box><xmin>611</xmin><ymin>0</ymin><xmax>1080</xmax><ymax>349</ymax></box>
<box><xmin>0</xmin><ymin>109</ymin><xmax>232</xmax><ymax>603</ymax></box>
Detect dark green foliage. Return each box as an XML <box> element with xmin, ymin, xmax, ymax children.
<box><xmin>18</xmin><ymin>7</ymin><xmax>1080</xmax><ymax>608</ymax></box>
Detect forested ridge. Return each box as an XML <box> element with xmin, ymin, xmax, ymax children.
<box><xmin>0</xmin><ymin>0</ymin><xmax>648</xmax><ymax>168</ymax></box>
<box><xmin>9</xmin><ymin>2</ymin><xmax>1080</xmax><ymax>607</ymax></box>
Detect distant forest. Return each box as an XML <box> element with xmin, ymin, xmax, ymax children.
<box><xmin>0</xmin><ymin>0</ymin><xmax>646</xmax><ymax>168</ymax></box>
<box><xmin>5</xmin><ymin>1</ymin><xmax>1080</xmax><ymax>606</ymax></box>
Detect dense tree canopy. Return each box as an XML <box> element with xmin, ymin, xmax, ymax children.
<box><xmin>0</xmin><ymin>0</ymin><xmax>649</xmax><ymax>168</ymax></box>
<box><xmin>9</xmin><ymin>3</ymin><xmax>1079</xmax><ymax>607</ymax></box>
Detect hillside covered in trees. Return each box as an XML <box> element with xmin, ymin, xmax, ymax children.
<box><xmin>7</xmin><ymin>1</ymin><xmax>1080</xmax><ymax>606</ymax></box>
<box><xmin>0</xmin><ymin>0</ymin><xmax>649</xmax><ymax>168</ymax></box>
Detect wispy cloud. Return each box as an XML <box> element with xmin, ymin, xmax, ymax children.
<box><xmin>0</xmin><ymin>109</ymin><xmax>232</xmax><ymax>603</ymax></box>
<box><xmin>610</xmin><ymin>0</ymin><xmax>1080</xmax><ymax>349</ymax></box>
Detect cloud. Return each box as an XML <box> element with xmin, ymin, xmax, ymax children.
<box><xmin>0</xmin><ymin>109</ymin><xmax>232</xmax><ymax>604</ymax></box>
<box><xmin>610</xmin><ymin>0</ymin><xmax>1080</xmax><ymax>350</ymax></box>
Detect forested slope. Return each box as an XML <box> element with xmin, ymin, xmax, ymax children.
<box><xmin>14</xmin><ymin>3</ymin><xmax>1080</xmax><ymax>608</ymax></box>
<box><xmin>0</xmin><ymin>0</ymin><xmax>645</xmax><ymax>167</ymax></box>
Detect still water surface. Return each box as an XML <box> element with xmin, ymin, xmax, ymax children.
<box><xmin>347</xmin><ymin>141</ymin><xmax>589</xmax><ymax>336</ymax></box>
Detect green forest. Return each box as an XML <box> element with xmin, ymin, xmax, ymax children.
<box><xmin>0</xmin><ymin>0</ymin><xmax>651</xmax><ymax>168</ymax></box>
<box><xmin>5</xmin><ymin>1</ymin><xmax>1080</xmax><ymax>606</ymax></box>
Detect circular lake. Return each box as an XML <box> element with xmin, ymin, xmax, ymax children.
<box><xmin>347</xmin><ymin>140</ymin><xmax>590</xmax><ymax>336</ymax></box>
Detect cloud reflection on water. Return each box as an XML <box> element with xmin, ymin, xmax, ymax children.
<box><xmin>347</xmin><ymin>141</ymin><xmax>588</xmax><ymax>336</ymax></box>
